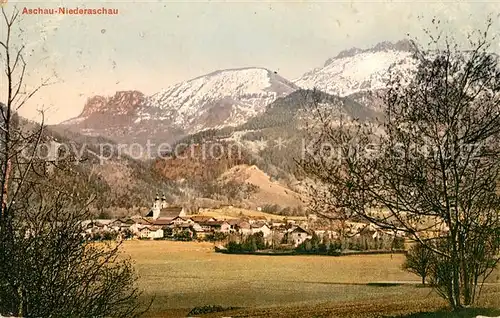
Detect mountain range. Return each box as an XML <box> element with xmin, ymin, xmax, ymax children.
<box><xmin>58</xmin><ymin>68</ymin><xmax>298</xmax><ymax>146</ymax></box>
<box><xmin>51</xmin><ymin>40</ymin><xmax>415</xmax><ymax>215</ymax></box>
<box><xmin>56</xmin><ymin>40</ymin><xmax>413</xmax><ymax>146</ymax></box>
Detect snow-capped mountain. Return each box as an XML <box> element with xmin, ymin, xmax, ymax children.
<box><xmin>58</xmin><ymin>67</ymin><xmax>298</xmax><ymax>145</ymax></box>
<box><xmin>294</xmin><ymin>40</ymin><xmax>417</xmax><ymax>98</ymax></box>
<box><xmin>143</xmin><ymin>67</ymin><xmax>298</xmax><ymax>132</ymax></box>
<box><xmin>57</xmin><ymin>40</ymin><xmax>420</xmax><ymax>148</ymax></box>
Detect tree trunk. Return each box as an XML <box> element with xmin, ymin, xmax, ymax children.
<box><xmin>1</xmin><ymin>157</ymin><xmax>11</xmax><ymax>218</ymax></box>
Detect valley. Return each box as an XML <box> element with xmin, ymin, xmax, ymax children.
<box><xmin>124</xmin><ymin>241</ymin><xmax>500</xmax><ymax>317</ymax></box>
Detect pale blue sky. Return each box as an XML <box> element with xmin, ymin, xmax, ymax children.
<box><xmin>2</xmin><ymin>0</ymin><xmax>499</xmax><ymax>124</ymax></box>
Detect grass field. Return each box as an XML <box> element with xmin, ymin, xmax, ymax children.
<box><xmin>122</xmin><ymin>241</ymin><xmax>500</xmax><ymax>317</ymax></box>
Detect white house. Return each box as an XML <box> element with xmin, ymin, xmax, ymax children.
<box><xmin>289</xmin><ymin>226</ymin><xmax>312</xmax><ymax>246</ymax></box>
<box><xmin>138</xmin><ymin>226</ymin><xmax>164</xmax><ymax>239</ymax></box>
<box><xmin>251</xmin><ymin>223</ymin><xmax>272</xmax><ymax>237</ymax></box>
<box><xmin>218</xmin><ymin>221</ymin><xmax>231</xmax><ymax>233</ymax></box>
<box><xmin>170</xmin><ymin>216</ymin><xmax>194</xmax><ymax>226</ymax></box>
<box><xmin>130</xmin><ymin>218</ymin><xmax>152</xmax><ymax>234</ymax></box>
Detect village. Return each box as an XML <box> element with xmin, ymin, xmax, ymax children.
<box><xmin>81</xmin><ymin>194</ymin><xmax>421</xmax><ymax>252</ymax></box>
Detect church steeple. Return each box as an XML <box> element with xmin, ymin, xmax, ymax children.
<box><xmin>152</xmin><ymin>193</ymin><xmax>161</xmax><ymax>219</ymax></box>
<box><xmin>153</xmin><ymin>193</ymin><xmax>160</xmax><ymax>209</ymax></box>
<box><xmin>161</xmin><ymin>193</ymin><xmax>167</xmax><ymax>208</ymax></box>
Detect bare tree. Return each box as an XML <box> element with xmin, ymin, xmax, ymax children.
<box><xmin>402</xmin><ymin>243</ymin><xmax>435</xmax><ymax>285</ymax></box>
<box><xmin>1</xmin><ymin>6</ymin><xmax>147</xmax><ymax>317</ymax></box>
<box><xmin>299</xmin><ymin>19</ymin><xmax>500</xmax><ymax>310</ymax></box>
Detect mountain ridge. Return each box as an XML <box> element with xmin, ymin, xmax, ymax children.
<box><xmin>58</xmin><ymin>40</ymin><xmax>414</xmax><ymax>143</ymax></box>
<box><xmin>58</xmin><ymin>67</ymin><xmax>298</xmax><ymax>145</ymax></box>
<box><xmin>294</xmin><ymin>39</ymin><xmax>417</xmax><ymax>97</ymax></box>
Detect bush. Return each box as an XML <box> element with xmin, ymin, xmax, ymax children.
<box><xmin>318</xmin><ymin>243</ymin><xmax>327</xmax><ymax>253</ymax></box>
<box><xmin>121</xmin><ymin>228</ymin><xmax>134</xmax><ymax>239</ymax></box>
<box><xmin>101</xmin><ymin>231</ymin><xmax>118</xmax><ymax>241</ymax></box>
<box><xmin>225</xmin><ymin>232</ymin><xmax>266</xmax><ymax>253</ymax></box>
<box><xmin>163</xmin><ymin>227</ymin><xmax>173</xmax><ymax>238</ymax></box>
<box><xmin>205</xmin><ymin>232</ymin><xmax>228</xmax><ymax>242</ymax></box>
<box><xmin>328</xmin><ymin>250</ymin><xmax>342</xmax><ymax>256</ymax></box>
<box><xmin>173</xmin><ymin>230</ymin><xmax>193</xmax><ymax>241</ymax></box>
<box><xmin>226</xmin><ymin>241</ymin><xmax>243</xmax><ymax>253</ymax></box>
<box><xmin>188</xmin><ymin>305</ymin><xmax>238</xmax><ymax>316</ymax></box>
<box><xmin>392</xmin><ymin>237</ymin><xmax>405</xmax><ymax>250</ymax></box>
<box><xmin>261</xmin><ymin>204</ymin><xmax>281</xmax><ymax>214</ymax></box>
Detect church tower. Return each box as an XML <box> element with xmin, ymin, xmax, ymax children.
<box><xmin>152</xmin><ymin>193</ymin><xmax>161</xmax><ymax>219</ymax></box>
<box><xmin>161</xmin><ymin>193</ymin><xmax>167</xmax><ymax>209</ymax></box>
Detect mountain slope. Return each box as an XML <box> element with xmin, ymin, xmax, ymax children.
<box><xmin>146</xmin><ymin>67</ymin><xmax>298</xmax><ymax>132</ymax></box>
<box><xmin>58</xmin><ymin>68</ymin><xmax>298</xmax><ymax>146</ymax></box>
<box><xmin>157</xmin><ymin>89</ymin><xmax>380</xmax><ymax>188</ymax></box>
<box><xmin>57</xmin><ymin>90</ymin><xmax>184</xmax><ymax>146</ymax></box>
<box><xmin>294</xmin><ymin>40</ymin><xmax>416</xmax><ymax>98</ymax></box>
<box><xmin>219</xmin><ymin>164</ymin><xmax>304</xmax><ymax>210</ymax></box>
<box><xmin>34</xmin><ymin>123</ymin><xmax>180</xmax><ymax>215</ymax></box>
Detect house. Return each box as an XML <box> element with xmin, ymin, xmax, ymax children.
<box><xmin>191</xmin><ymin>222</ymin><xmax>203</xmax><ymax>232</ymax></box>
<box><xmin>348</xmin><ymin>222</ymin><xmax>378</xmax><ymax>237</ymax></box>
<box><xmin>138</xmin><ymin>226</ymin><xmax>164</xmax><ymax>239</ymax></box>
<box><xmin>227</xmin><ymin>219</ymin><xmax>242</xmax><ymax>232</ymax></box>
<box><xmin>170</xmin><ymin>216</ymin><xmax>194</xmax><ymax>225</ymax></box>
<box><xmin>146</xmin><ymin>194</ymin><xmax>167</xmax><ymax>219</ymax></box>
<box><xmin>82</xmin><ymin>220</ymin><xmax>103</xmax><ymax>235</ymax></box>
<box><xmin>169</xmin><ymin>222</ymin><xmax>203</xmax><ymax>233</ymax></box>
<box><xmin>130</xmin><ymin>218</ymin><xmax>151</xmax><ymax>234</ymax></box>
<box><xmin>190</xmin><ymin>215</ymin><xmax>217</xmax><ymax>223</ymax></box>
<box><xmin>251</xmin><ymin>223</ymin><xmax>272</xmax><ymax>237</ymax></box>
<box><xmin>249</xmin><ymin>216</ymin><xmax>267</xmax><ymax>224</ymax></box>
<box><xmin>172</xmin><ymin>224</ymin><xmax>195</xmax><ymax>237</ymax></box>
<box><xmin>109</xmin><ymin>218</ymin><xmax>135</xmax><ymax>232</ymax></box>
<box><xmin>84</xmin><ymin>219</ymin><xmax>113</xmax><ymax>233</ymax></box>
<box><xmin>271</xmin><ymin>221</ymin><xmax>285</xmax><ymax>228</ymax></box>
<box><xmin>150</xmin><ymin>218</ymin><xmax>174</xmax><ymax>227</ymax></box>
<box><xmin>288</xmin><ymin>226</ymin><xmax>312</xmax><ymax>246</ymax></box>
<box><xmin>197</xmin><ymin>220</ymin><xmax>230</xmax><ymax>233</ymax></box>
<box><xmin>146</xmin><ymin>206</ymin><xmax>186</xmax><ymax>220</ymax></box>
<box><xmin>346</xmin><ymin>221</ymin><xmax>371</xmax><ymax>236</ymax></box>
<box><xmin>171</xmin><ymin>223</ymin><xmax>205</xmax><ymax>239</ymax></box>
<box><xmin>216</xmin><ymin>221</ymin><xmax>231</xmax><ymax>233</ymax></box>
<box><xmin>237</xmin><ymin>221</ymin><xmax>252</xmax><ymax>235</ymax></box>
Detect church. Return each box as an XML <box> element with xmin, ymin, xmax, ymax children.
<box><xmin>146</xmin><ymin>194</ymin><xmax>186</xmax><ymax>220</ymax></box>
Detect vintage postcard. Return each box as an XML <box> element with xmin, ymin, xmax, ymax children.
<box><xmin>1</xmin><ymin>1</ymin><xmax>500</xmax><ymax>317</ymax></box>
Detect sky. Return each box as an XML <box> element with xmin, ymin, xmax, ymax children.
<box><xmin>1</xmin><ymin>0</ymin><xmax>500</xmax><ymax>124</ymax></box>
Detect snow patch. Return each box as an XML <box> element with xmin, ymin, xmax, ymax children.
<box><xmin>60</xmin><ymin>116</ymin><xmax>87</xmax><ymax>125</ymax></box>
<box><xmin>295</xmin><ymin>50</ymin><xmax>417</xmax><ymax>97</ymax></box>
<box><xmin>145</xmin><ymin>67</ymin><xmax>295</xmax><ymax>131</ymax></box>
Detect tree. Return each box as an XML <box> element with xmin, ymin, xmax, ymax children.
<box><xmin>0</xmin><ymin>6</ymin><xmax>147</xmax><ymax>317</ymax></box>
<box><xmin>299</xmin><ymin>19</ymin><xmax>500</xmax><ymax>310</ymax></box>
<box><xmin>173</xmin><ymin>229</ymin><xmax>193</xmax><ymax>241</ymax></box>
<box><xmin>403</xmin><ymin>243</ymin><xmax>435</xmax><ymax>285</ymax></box>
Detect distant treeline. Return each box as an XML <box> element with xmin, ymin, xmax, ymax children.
<box><xmin>218</xmin><ymin>232</ymin><xmax>406</xmax><ymax>256</ymax></box>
